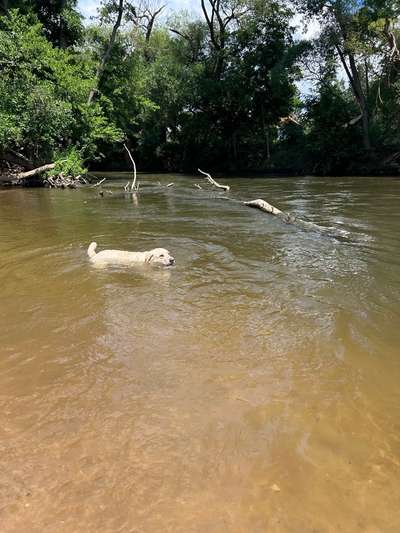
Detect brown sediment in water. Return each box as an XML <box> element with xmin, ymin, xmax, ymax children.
<box><xmin>0</xmin><ymin>175</ymin><xmax>400</xmax><ymax>532</ymax></box>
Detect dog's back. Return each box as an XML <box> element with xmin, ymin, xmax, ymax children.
<box><xmin>87</xmin><ymin>242</ymin><xmax>174</xmax><ymax>266</ymax></box>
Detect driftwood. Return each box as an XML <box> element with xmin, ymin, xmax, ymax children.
<box><xmin>44</xmin><ymin>173</ymin><xmax>85</xmax><ymax>188</ymax></box>
<box><xmin>244</xmin><ymin>199</ymin><xmax>284</xmax><ymax>217</ymax></box>
<box><xmin>244</xmin><ymin>198</ymin><xmax>348</xmax><ymax>239</ymax></box>
<box><xmin>198</xmin><ymin>168</ymin><xmax>230</xmax><ymax>191</ymax></box>
<box><xmin>92</xmin><ymin>178</ymin><xmax>106</xmax><ymax>187</ymax></box>
<box><xmin>244</xmin><ymin>198</ymin><xmax>321</xmax><ymax>229</ymax></box>
<box><xmin>87</xmin><ymin>0</ymin><xmax>124</xmax><ymax>104</ymax></box>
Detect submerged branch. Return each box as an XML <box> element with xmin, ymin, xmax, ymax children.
<box><xmin>92</xmin><ymin>178</ymin><xmax>106</xmax><ymax>187</ymax></box>
<box><xmin>198</xmin><ymin>168</ymin><xmax>230</xmax><ymax>191</ymax></box>
<box><xmin>244</xmin><ymin>199</ymin><xmax>349</xmax><ymax>239</ymax></box>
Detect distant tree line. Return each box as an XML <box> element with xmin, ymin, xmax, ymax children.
<box><xmin>0</xmin><ymin>0</ymin><xmax>399</xmax><ymax>176</ymax></box>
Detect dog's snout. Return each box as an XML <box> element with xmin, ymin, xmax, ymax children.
<box><xmin>169</xmin><ymin>257</ymin><xmax>175</xmax><ymax>265</ymax></box>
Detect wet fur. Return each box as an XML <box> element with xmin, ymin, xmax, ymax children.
<box><xmin>87</xmin><ymin>242</ymin><xmax>175</xmax><ymax>267</ymax></box>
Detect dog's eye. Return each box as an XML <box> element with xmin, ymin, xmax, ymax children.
<box><xmin>160</xmin><ymin>254</ymin><xmax>164</xmax><ymax>258</ymax></box>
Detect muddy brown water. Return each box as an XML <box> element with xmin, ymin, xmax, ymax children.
<box><xmin>1</xmin><ymin>174</ymin><xmax>400</xmax><ymax>532</ymax></box>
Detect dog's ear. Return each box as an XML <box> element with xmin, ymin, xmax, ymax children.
<box><xmin>145</xmin><ymin>253</ymin><xmax>154</xmax><ymax>263</ymax></box>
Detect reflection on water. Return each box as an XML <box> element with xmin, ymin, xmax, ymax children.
<box><xmin>1</xmin><ymin>175</ymin><xmax>400</xmax><ymax>532</ymax></box>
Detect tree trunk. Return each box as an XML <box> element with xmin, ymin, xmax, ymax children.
<box><xmin>87</xmin><ymin>0</ymin><xmax>124</xmax><ymax>105</ymax></box>
<box><xmin>335</xmin><ymin>45</ymin><xmax>371</xmax><ymax>150</ymax></box>
<box><xmin>232</xmin><ymin>130</ymin><xmax>238</xmax><ymax>163</ymax></box>
<box><xmin>348</xmin><ymin>53</ymin><xmax>371</xmax><ymax>150</ymax></box>
<box><xmin>59</xmin><ymin>0</ymin><xmax>67</xmax><ymax>48</ymax></box>
<box><xmin>0</xmin><ymin>0</ymin><xmax>9</xmax><ymax>15</ymax></box>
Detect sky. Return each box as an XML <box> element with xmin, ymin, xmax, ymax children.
<box><xmin>78</xmin><ymin>1</ymin><xmax>320</xmax><ymax>40</ymax></box>
<box><xmin>78</xmin><ymin>0</ymin><xmax>200</xmax><ymax>20</ymax></box>
<box><xmin>78</xmin><ymin>1</ymin><xmax>320</xmax><ymax>37</ymax></box>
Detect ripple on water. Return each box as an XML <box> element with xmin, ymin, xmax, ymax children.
<box><xmin>0</xmin><ymin>175</ymin><xmax>400</xmax><ymax>532</ymax></box>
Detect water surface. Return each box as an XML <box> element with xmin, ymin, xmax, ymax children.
<box><xmin>1</xmin><ymin>174</ymin><xmax>400</xmax><ymax>532</ymax></box>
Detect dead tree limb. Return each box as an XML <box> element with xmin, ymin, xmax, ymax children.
<box><xmin>134</xmin><ymin>2</ymin><xmax>165</xmax><ymax>43</ymax></box>
<box><xmin>244</xmin><ymin>199</ymin><xmax>285</xmax><ymax>217</ymax></box>
<box><xmin>92</xmin><ymin>178</ymin><xmax>106</xmax><ymax>187</ymax></box>
<box><xmin>198</xmin><ymin>168</ymin><xmax>230</xmax><ymax>191</ymax></box>
<box><xmin>200</xmin><ymin>0</ymin><xmax>249</xmax><ymax>77</ymax></box>
<box><xmin>123</xmin><ymin>143</ymin><xmax>138</xmax><ymax>191</ymax></box>
<box><xmin>244</xmin><ymin>198</ymin><xmax>348</xmax><ymax>239</ymax></box>
<box><xmin>87</xmin><ymin>0</ymin><xmax>125</xmax><ymax>105</ymax></box>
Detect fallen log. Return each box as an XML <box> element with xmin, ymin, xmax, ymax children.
<box><xmin>244</xmin><ymin>198</ymin><xmax>322</xmax><ymax>229</ymax></box>
<box><xmin>198</xmin><ymin>168</ymin><xmax>230</xmax><ymax>191</ymax></box>
<box><xmin>244</xmin><ymin>199</ymin><xmax>285</xmax><ymax>218</ymax></box>
<box><xmin>17</xmin><ymin>163</ymin><xmax>56</xmax><ymax>180</ymax></box>
<box><xmin>244</xmin><ymin>198</ymin><xmax>349</xmax><ymax>239</ymax></box>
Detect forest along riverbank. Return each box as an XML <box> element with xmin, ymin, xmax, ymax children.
<box><xmin>1</xmin><ymin>174</ymin><xmax>400</xmax><ymax>532</ymax></box>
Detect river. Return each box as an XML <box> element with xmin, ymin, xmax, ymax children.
<box><xmin>1</xmin><ymin>174</ymin><xmax>400</xmax><ymax>532</ymax></box>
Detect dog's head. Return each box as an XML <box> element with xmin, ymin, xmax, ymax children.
<box><xmin>145</xmin><ymin>248</ymin><xmax>175</xmax><ymax>267</ymax></box>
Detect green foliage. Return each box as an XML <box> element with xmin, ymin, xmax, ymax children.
<box><xmin>0</xmin><ymin>10</ymin><xmax>122</xmax><ymax>166</ymax></box>
<box><xmin>7</xmin><ymin>0</ymin><xmax>84</xmax><ymax>47</ymax></box>
<box><xmin>1</xmin><ymin>0</ymin><xmax>400</xmax><ymax>176</ymax></box>
<box><xmin>47</xmin><ymin>147</ymin><xmax>86</xmax><ymax>177</ymax></box>
<box><xmin>305</xmin><ymin>82</ymin><xmax>363</xmax><ymax>174</ymax></box>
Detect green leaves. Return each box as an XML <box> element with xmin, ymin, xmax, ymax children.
<box><xmin>0</xmin><ymin>10</ymin><xmax>121</xmax><ymax>165</ymax></box>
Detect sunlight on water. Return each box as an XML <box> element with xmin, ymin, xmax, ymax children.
<box><xmin>1</xmin><ymin>175</ymin><xmax>400</xmax><ymax>532</ymax></box>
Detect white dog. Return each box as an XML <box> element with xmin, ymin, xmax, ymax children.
<box><xmin>87</xmin><ymin>242</ymin><xmax>175</xmax><ymax>267</ymax></box>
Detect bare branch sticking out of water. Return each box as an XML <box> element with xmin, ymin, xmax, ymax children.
<box><xmin>92</xmin><ymin>178</ymin><xmax>106</xmax><ymax>188</ymax></box>
<box><xmin>198</xmin><ymin>168</ymin><xmax>230</xmax><ymax>191</ymax></box>
<box><xmin>123</xmin><ymin>143</ymin><xmax>139</xmax><ymax>191</ymax></box>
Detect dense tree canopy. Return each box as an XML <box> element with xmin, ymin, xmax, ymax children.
<box><xmin>0</xmin><ymin>0</ymin><xmax>399</xmax><ymax>177</ymax></box>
